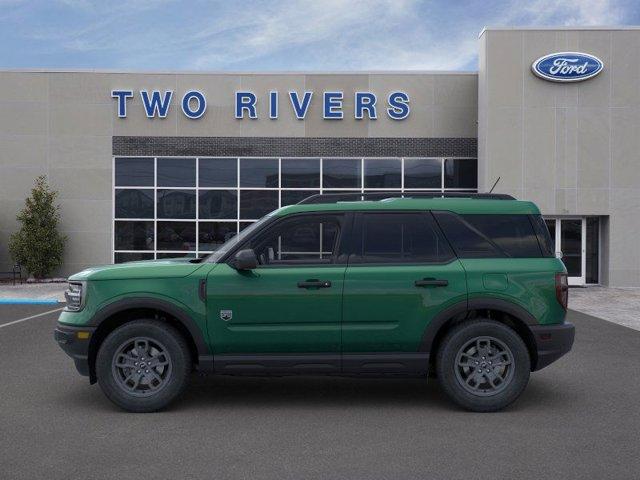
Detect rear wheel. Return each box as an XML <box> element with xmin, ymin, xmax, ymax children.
<box><xmin>436</xmin><ymin>320</ymin><xmax>530</xmax><ymax>412</ymax></box>
<box><xmin>96</xmin><ymin>320</ymin><xmax>191</xmax><ymax>412</ymax></box>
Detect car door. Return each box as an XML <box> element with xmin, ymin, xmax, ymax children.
<box><xmin>341</xmin><ymin>211</ymin><xmax>467</xmax><ymax>374</ymax></box>
<box><xmin>206</xmin><ymin>212</ymin><xmax>348</xmax><ymax>371</ymax></box>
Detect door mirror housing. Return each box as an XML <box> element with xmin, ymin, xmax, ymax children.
<box><xmin>233</xmin><ymin>249</ymin><xmax>258</xmax><ymax>270</ymax></box>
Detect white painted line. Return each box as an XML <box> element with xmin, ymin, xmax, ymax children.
<box><xmin>0</xmin><ymin>307</ymin><xmax>64</xmax><ymax>329</ymax></box>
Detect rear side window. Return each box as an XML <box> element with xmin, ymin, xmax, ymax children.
<box><xmin>352</xmin><ymin>212</ymin><xmax>454</xmax><ymax>264</ymax></box>
<box><xmin>530</xmin><ymin>214</ymin><xmax>554</xmax><ymax>257</ymax></box>
<box><xmin>434</xmin><ymin>212</ymin><xmax>545</xmax><ymax>258</ymax></box>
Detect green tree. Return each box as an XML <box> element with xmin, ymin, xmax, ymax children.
<box><xmin>9</xmin><ymin>176</ymin><xmax>66</xmax><ymax>279</ymax></box>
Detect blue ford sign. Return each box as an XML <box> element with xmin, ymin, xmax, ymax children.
<box><xmin>531</xmin><ymin>52</ymin><xmax>603</xmax><ymax>82</ymax></box>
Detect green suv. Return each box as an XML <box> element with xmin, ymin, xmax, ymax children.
<box><xmin>55</xmin><ymin>193</ymin><xmax>574</xmax><ymax>412</ymax></box>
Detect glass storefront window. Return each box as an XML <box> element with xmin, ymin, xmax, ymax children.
<box><xmin>404</xmin><ymin>158</ymin><xmax>441</xmax><ymax>189</ymax></box>
<box><xmin>322</xmin><ymin>159</ymin><xmax>361</xmax><ymax>188</ymax></box>
<box><xmin>199</xmin><ymin>158</ymin><xmax>237</xmax><ymax>187</ymax></box>
<box><xmin>444</xmin><ymin>158</ymin><xmax>477</xmax><ymax>189</ymax></box>
<box><xmin>281</xmin><ymin>158</ymin><xmax>320</xmax><ymax>188</ymax></box>
<box><xmin>157</xmin><ymin>158</ymin><xmax>196</xmax><ymax>187</ymax></box>
<box><xmin>240</xmin><ymin>158</ymin><xmax>278</xmax><ymax>187</ymax></box>
<box><xmin>113</xmin><ymin>156</ymin><xmax>478</xmax><ymax>262</ymax></box>
<box><xmin>115</xmin><ymin>158</ymin><xmax>154</xmax><ymax>186</ymax></box>
<box><xmin>364</xmin><ymin>158</ymin><xmax>401</xmax><ymax>188</ymax></box>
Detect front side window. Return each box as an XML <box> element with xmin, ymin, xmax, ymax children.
<box><xmin>353</xmin><ymin>212</ymin><xmax>454</xmax><ymax>264</ymax></box>
<box><xmin>246</xmin><ymin>215</ymin><xmax>342</xmax><ymax>266</ymax></box>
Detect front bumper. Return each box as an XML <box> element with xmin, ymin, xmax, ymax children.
<box><xmin>530</xmin><ymin>321</ymin><xmax>575</xmax><ymax>371</ymax></box>
<box><xmin>54</xmin><ymin>323</ymin><xmax>96</xmax><ymax>377</ymax></box>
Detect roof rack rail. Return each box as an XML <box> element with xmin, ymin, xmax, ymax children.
<box><xmin>297</xmin><ymin>191</ymin><xmax>515</xmax><ymax>204</ymax></box>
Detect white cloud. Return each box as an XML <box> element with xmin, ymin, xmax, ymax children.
<box><xmin>6</xmin><ymin>0</ymin><xmax>631</xmax><ymax>71</ymax></box>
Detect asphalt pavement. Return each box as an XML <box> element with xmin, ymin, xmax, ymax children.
<box><xmin>0</xmin><ymin>305</ymin><xmax>639</xmax><ymax>480</ymax></box>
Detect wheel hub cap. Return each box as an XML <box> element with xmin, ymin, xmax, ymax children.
<box><xmin>112</xmin><ymin>337</ymin><xmax>173</xmax><ymax>397</ymax></box>
<box><xmin>454</xmin><ymin>336</ymin><xmax>515</xmax><ymax>397</ymax></box>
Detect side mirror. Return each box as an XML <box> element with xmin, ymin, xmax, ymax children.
<box><xmin>233</xmin><ymin>249</ymin><xmax>258</xmax><ymax>270</ymax></box>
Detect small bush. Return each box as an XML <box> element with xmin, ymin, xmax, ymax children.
<box><xmin>9</xmin><ymin>176</ymin><xmax>67</xmax><ymax>279</ymax></box>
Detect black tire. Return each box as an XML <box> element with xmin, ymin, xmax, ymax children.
<box><xmin>96</xmin><ymin>320</ymin><xmax>191</xmax><ymax>413</ymax></box>
<box><xmin>436</xmin><ymin>319</ymin><xmax>530</xmax><ymax>412</ymax></box>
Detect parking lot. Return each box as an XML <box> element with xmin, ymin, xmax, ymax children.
<box><xmin>0</xmin><ymin>305</ymin><xmax>639</xmax><ymax>480</ymax></box>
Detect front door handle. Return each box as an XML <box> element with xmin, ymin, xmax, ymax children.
<box><xmin>297</xmin><ymin>279</ymin><xmax>332</xmax><ymax>289</ymax></box>
<box><xmin>415</xmin><ymin>278</ymin><xmax>448</xmax><ymax>287</ymax></box>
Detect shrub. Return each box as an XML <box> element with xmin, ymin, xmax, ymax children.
<box><xmin>9</xmin><ymin>176</ymin><xmax>67</xmax><ymax>279</ymax></box>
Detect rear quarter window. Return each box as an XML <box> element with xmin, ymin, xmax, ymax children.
<box><xmin>433</xmin><ymin>212</ymin><xmax>547</xmax><ymax>258</ymax></box>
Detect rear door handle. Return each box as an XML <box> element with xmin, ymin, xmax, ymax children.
<box><xmin>297</xmin><ymin>279</ymin><xmax>332</xmax><ymax>289</ymax></box>
<box><xmin>415</xmin><ymin>278</ymin><xmax>448</xmax><ymax>287</ymax></box>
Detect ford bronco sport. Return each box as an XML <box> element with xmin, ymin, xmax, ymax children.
<box><xmin>55</xmin><ymin>192</ymin><xmax>574</xmax><ymax>412</ymax></box>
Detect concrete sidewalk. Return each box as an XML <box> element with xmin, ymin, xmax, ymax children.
<box><xmin>569</xmin><ymin>286</ymin><xmax>640</xmax><ymax>331</ymax></box>
<box><xmin>0</xmin><ymin>282</ymin><xmax>66</xmax><ymax>303</ymax></box>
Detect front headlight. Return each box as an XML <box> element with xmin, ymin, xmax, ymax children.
<box><xmin>64</xmin><ymin>282</ymin><xmax>86</xmax><ymax>311</ymax></box>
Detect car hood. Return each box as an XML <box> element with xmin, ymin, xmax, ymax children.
<box><xmin>68</xmin><ymin>258</ymin><xmax>207</xmax><ymax>281</ymax></box>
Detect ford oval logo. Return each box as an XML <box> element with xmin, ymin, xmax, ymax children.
<box><xmin>531</xmin><ymin>52</ymin><xmax>604</xmax><ymax>82</ymax></box>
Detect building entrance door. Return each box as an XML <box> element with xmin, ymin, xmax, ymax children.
<box><xmin>545</xmin><ymin>218</ymin><xmax>587</xmax><ymax>286</ymax></box>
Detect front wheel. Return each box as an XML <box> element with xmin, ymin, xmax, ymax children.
<box><xmin>436</xmin><ymin>320</ymin><xmax>530</xmax><ymax>412</ymax></box>
<box><xmin>96</xmin><ymin>320</ymin><xmax>191</xmax><ymax>412</ymax></box>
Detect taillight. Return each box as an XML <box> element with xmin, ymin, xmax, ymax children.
<box><xmin>555</xmin><ymin>273</ymin><xmax>568</xmax><ymax>310</ymax></box>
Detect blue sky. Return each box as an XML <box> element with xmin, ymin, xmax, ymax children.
<box><xmin>0</xmin><ymin>0</ymin><xmax>638</xmax><ymax>71</ymax></box>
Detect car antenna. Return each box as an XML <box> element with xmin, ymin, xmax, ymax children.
<box><xmin>488</xmin><ymin>176</ymin><xmax>501</xmax><ymax>194</ymax></box>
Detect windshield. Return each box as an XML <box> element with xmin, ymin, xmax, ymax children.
<box><xmin>204</xmin><ymin>214</ymin><xmax>274</xmax><ymax>263</ymax></box>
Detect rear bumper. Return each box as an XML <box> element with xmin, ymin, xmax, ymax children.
<box><xmin>54</xmin><ymin>323</ymin><xmax>96</xmax><ymax>377</ymax></box>
<box><xmin>530</xmin><ymin>322</ymin><xmax>575</xmax><ymax>371</ymax></box>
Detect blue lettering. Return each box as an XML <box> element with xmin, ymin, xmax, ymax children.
<box><xmin>235</xmin><ymin>91</ymin><xmax>257</xmax><ymax>119</ymax></box>
<box><xmin>289</xmin><ymin>91</ymin><xmax>313</xmax><ymax>119</ymax></box>
<box><xmin>181</xmin><ymin>90</ymin><xmax>206</xmax><ymax>119</ymax></box>
<box><xmin>111</xmin><ymin>90</ymin><xmax>133</xmax><ymax>118</ymax></box>
<box><xmin>140</xmin><ymin>90</ymin><xmax>173</xmax><ymax>118</ymax></box>
<box><xmin>323</xmin><ymin>92</ymin><xmax>343</xmax><ymax>119</ymax></box>
<box><xmin>269</xmin><ymin>91</ymin><xmax>278</xmax><ymax>119</ymax></box>
<box><xmin>387</xmin><ymin>91</ymin><xmax>410</xmax><ymax>120</ymax></box>
<box><xmin>355</xmin><ymin>92</ymin><xmax>377</xmax><ymax>120</ymax></box>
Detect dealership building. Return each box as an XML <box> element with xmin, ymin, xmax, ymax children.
<box><xmin>1</xmin><ymin>26</ymin><xmax>639</xmax><ymax>286</ymax></box>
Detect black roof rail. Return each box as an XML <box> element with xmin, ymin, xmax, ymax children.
<box><xmin>297</xmin><ymin>191</ymin><xmax>515</xmax><ymax>205</ymax></box>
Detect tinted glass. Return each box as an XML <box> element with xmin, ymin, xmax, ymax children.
<box><xmin>156</xmin><ymin>221</ymin><xmax>196</xmax><ymax>250</ymax></box>
<box><xmin>115</xmin><ymin>158</ymin><xmax>154</xmax><ymax>186</ymax></box>
<box><xmin>586</xmin><ymin>217</ymin><xmax>599</xmax><ymax>284</ymax></box>
<box><xmin>199</xmin><ymin>158</ymin><xmax>237</xmax><ymax>187</ymax></box>
<box><xmin>114</xmin><ymin>221</ymin><xmax>154</xmax><ymax>250</ymax></box>
<box><xmin>157</xmin><ymin>158</ymin><xmax>196</xmax><ymax>187</ymax></box>
<box><xmin>462</xmin><ymin>214</ymin><xmax>542</xmax><ymax>257</ymax></box>
<box><xmin>530</xmin><ymin>215</ymin><xmax>554</xmax><ymax>257</ymax></box>
<box><xmin>240</xmin><ymin>158</ymin><xmax>278</xmax><ymax>187</ymax></box>
<box><xmin>157</xmin><ymin>189</ymin><xmax>196</xmax><ymax>219</ymax></box>
<box><xmin>355</xmin><ymin>213</ymin><xmax>453</xmax><ymax>263</ymax></box>
<box><xmin>240</xmin><ymin>190</ymin><xmax>278</xmax><ymax>219</ymax></box>
<box><xmin>435</xmin><ymin>212</ymin><xmax>544</xmax><ymax>258</ymax></box>
<box><xmin>433</xmin><ymin>212</ymin><xmax>502</xmax><ymax>258</ymax></box>
<box><xmin>250</xmin><ymin>215</ymin><xmax>341</xmax><ymax>264</ymax></box>
<box><xmin>199</xmin><ymin>190</ymin><xmax>237</xmax><ymax>219</ymax></box>
<box><xmin>199</xmin><ymin>222</ymin><xmax>238</xmax><ymax>251</ymax></box>
<box><xmin>322</xmin><ymin>159</ymin><xmax>361</xmax><ymax>188</ymax></box>
<box><xmin>561</xmin><ymin>219</ymin><xmax>582</xmax><ymax>276</ymax></box>
<box><xmin>281</xmin><ymin>159</ymin><xmax>320</xmax><ymax>187</ymax></box>
<box><xmin>404</xmin><ymin>158</ymin><xmax>441</xmax><ymax>189</ymax></box>
<box><xmin>114</xmin><ymin>252</ymin><xmax>154</xmax><ymax>263</ymax></box>
<box><xmin>115</xmin><ymin>189</ymin><xmax>154</xmax><ymax>218</ymax></box>
<box><xmin>364</xmin><ymin>159</ymin><xmax>401</xmax><ymax>188</ymax></box>
<box><xmin>281</xmin><ymin>190</ymin><xmax>319</xmax><ymax>206</ymax></box>
<box><xmin>444</xmin><ymin>159</ymin><xmax>477</xmax><ymax>189</ymax></box>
